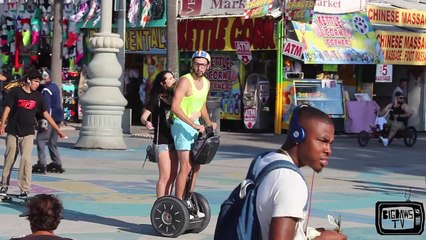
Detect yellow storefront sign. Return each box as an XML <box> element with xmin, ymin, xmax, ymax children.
<box><xmin>87</xmin><ymin>28</ymin><xmax>167</xmax><ymax>54</ymax></box>
<box><xmin>376</xmin><ymin>30</ymin><xmax>426</xmax><ymax>65</ymax></box>
<box><xmin>367</xmin><ymin>5</ymin><xmax>426</xmax><ymax>29</ymax></box>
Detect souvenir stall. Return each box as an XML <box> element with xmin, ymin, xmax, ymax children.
<box><xmin>0</xmin><ymin>0</ymin><xmax>101</xmax><ymax>123</ymax></box>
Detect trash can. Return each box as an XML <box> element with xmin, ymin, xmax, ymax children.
<box><xmin>206</xmin><ymin>97</ymin><xmax>221</xmax><ymax>134</ymax></box>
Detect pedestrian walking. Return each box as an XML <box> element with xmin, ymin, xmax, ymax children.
<box><xmin>235</xmin><ymin>105</ymin><xmax>347</xmax><ymax>240</ymax></box>
<box><xmin>0</xmin><ymin>69</ymin><xmax>65</xmax><ymax>197</ymax></box>
<box><xmin>33</xmin><ymin>68</ymin><xmax>65</xmax><ymax>174</ymax></box>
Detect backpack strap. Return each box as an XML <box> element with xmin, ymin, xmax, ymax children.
<box><xmin>246</xmin><ymin>152</ymin><xmax>270</xmax><ymax>180</ymax></box>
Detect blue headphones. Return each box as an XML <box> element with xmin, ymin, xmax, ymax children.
<box><xmin>289</xmin><ymin>104</ymin><xmax>309</xmax><ymax>144</ymax></box>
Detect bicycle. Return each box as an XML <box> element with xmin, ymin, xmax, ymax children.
<box><xmin>357</xmin><ymin>109</ymin><xmax>417</xmax><ymax>147</ymax></box>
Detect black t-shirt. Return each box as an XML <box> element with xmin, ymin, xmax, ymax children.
<box><xmin>5</xmin><ymin>87</ymin><xmax>47</xmax><ymax>136</ymax></box>
<box><xmin>390</xmin><ymin>103</ymin><xmax>408</xmax><ymax>125</ymax></box>
<box><xmin>20</xmin><ymin>235</ymin><xmax>72</xmax><ymax>240</ymax></box>
<box><xmin>146</xmin><ymin>95</ymin><xmax>174</xmax><ymax>145</ymax></box>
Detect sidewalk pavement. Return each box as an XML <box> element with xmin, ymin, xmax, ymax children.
<box><xmin>0</xmin><ymin>126</ymin><xmax>425</xmax><ymax>240</ymax></box>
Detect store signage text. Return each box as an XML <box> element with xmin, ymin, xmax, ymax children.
<box><xmin>283</xmin><ymin>39</ymin><xmax>304</xmax><ymax>60</ymax></box>
<box><xmin>314</xmin><ymin>0</ymin><xmax>365</xmax><ymax>14</ymax></box>
<box><xmin>180</xmin><ymin>0</ymin><xmax>246</xmax><ymax>17</ymax></box>
<box><xmin>316</xmin><ymin>0</ymin><xmax>340</xmax><ymax>8</ymax></box>
<box><xmin>244</xmin><ymin>0</ymin><xmax>274</xmax><ymax>18</ymax></box>
<box><xmin>126</xmin><ymin>28</ymin><xmax>166</xmax><ymax>53</ymax></box>
<box><xmin>367</xmin><ymin>6</ymin><xmax>426</xmax><ymax>29</ymax></box>
<box><xmin>286</xmin><ymin>0</ymin><xmax>316</xmax><ymax>23</ymax></box>
<box><xmin>314</xmin><ymin>15</ymin><xmax>352</xmax><ymax>47</ymax></box>
<box><xmin>178</xmin><ymin>17</ymin><xmax>276</xmax><ymax>51</ymax></box>
<box><xmin>88</xmin><ymin>28</ymin><xmax>167</xmax><ymax>54</ymax></box>
<box><xmin>376</xmin><ymin>30</ymin><xmax>426</xmax><ymax>65</ymax></box>
<box><xmin>292</xmin><ymin>13</ymin><xmax>382</xmax><ymax>64</ymax></box>
<box><xmin>244</xmin><ymin>107</ymin><xmax>257</xmax><ymax>129</ymax></box>
<box><xmin>207</xmin><ymin>55</ymin><xmax>234</xmax><ymax>91</ymax></box>
<box><xmin>235</xmin><ymin>41</ymin><xmax>252</xmax><ymax>64</ymax></box>
<box><xmin>375</xmin><ymin>64</ymin><xmax>393</xmax><ymax>83</ymax></box>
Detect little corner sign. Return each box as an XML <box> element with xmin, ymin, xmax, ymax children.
<box><xmin>283</xmin><ymin>39</ymin><xmax>304</xmax><ymax>61</ymax></box>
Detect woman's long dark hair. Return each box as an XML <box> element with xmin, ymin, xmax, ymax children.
<box><xmin>148</xmin><ymin>70</ymin><xmax>174</xmax><ymax>105</ymax></box>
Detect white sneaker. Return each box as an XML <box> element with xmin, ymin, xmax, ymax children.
<box><xmin>186</xmin><ymin>200</ymin><xmax>193</xmax><ymax>208</ymax></box>
<box><xmin>197</xmin><ymin>211</ymin><xmax>205</xmax><ymax>218</ymax></box>
<box><xmin>380</xmin><ymin>137</ymin><xmax>389</xmax><ymax>146</ymax></box>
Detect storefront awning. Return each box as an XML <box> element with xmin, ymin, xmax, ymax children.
<box><xmin>292</xmin><ymin>12</ymin><xmax>384</xmax><ymax>64</ymax></box>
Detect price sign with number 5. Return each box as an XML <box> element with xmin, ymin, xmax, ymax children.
<box><xmin>376</xmin><ymin>64</ymin><xmax>393</xmax><ymax>83</ymax></box>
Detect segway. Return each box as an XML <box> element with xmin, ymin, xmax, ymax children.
<box><xmin>150</xmin><ymin>127</ymin><xmax>220</xmax><ymax>237</ymax></box>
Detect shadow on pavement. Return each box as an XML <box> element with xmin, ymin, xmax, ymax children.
<box><xmin>63</xmin><ymin>209</ymin><xmax>158</xmax><ymax>236</ymax></box>
<box><xmin>325</xmin><ymin>177</ymin><xmax>426</xmax><ymax>197</ymax></box>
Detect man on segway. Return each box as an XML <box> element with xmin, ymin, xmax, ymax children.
<box><xmin>379</xmin><ymin>92</ymin><xmax>414</xmax><ymax>146</ymax></box>
<box><xmin>150</xmin><ymin>51</ymin><xmax>219</xmax><ymax>237</ymax></box>
<box><xmin>171</xmin><ymin>50</ymin><xmax>217</xmax><ymax>201</ymax></box>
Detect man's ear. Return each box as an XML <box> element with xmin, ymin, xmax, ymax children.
<box><xmin>27</xmin><ymin>78</ymin><xmax>31</xmax><ymax>84</ymax></box>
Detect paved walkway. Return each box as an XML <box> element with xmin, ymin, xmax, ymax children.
<box><xmin>0</xmin><ymin>126</ymin><xmax>425</xmax><ymax>240</ymax></box>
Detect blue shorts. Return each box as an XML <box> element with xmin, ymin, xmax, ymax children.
<box><xmin>171</xmin><ymin>118</ymin><xmax>199</xmax><ymax>151</ymax></box>
<box><xmin>155</xmin><ymin>144</ymin><xmax>175</xmax><ymax>153</ymax></box>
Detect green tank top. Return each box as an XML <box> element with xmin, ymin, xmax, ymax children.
<box><xmin>176</xmin><ymin>73</ymin><xmax>209</xmax><ymax>118</ymax></box>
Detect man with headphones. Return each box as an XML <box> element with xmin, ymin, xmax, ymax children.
<box><xmin>33</xmin><ymin>67</ymin><xmax>65</xmax><ymax>174</ymax></box>
<box><xmin>254</xmin><ymin>105</ymin><xmax>347</xmax><ymax>240</ymax></box>
<box><xmin>0</xmin><ymin>69</ymin><xmax>66</xmax><ymax>197</ymax></box>
<box><xmin>171</xmin><ymin>51</ymin><xmax>217</xmax><ymax>203</ymax></box>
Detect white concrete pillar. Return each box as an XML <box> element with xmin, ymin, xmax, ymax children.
<box><xmin>75</xmin><ymin>0</ymin><xmax>127</xmax><ymax>149</ymax></box>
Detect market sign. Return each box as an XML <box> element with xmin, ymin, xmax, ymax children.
<box><xmin>375</xmin><ymin>64</ymin><xmax>393</xmax><ymax>83</ymax></box>
<box><xmin>180</xmin><ymin>0</ymin><xmax>246</xmax><ymax>17</ymax></box>
<box><xmin>178</xmin><ymin>17</ymin><xmax>276</xmax><ymax>51</ymax></box>
<box><xmin>283</xmin><ymin>38</ymin><xmax>304</xmax><ymax>60</ymax></box>
<box><xmin>285</xmin><ymin>0</ymin><xmax>316</xmax><ymax>23</ymax></box>
<box><xmin>235</xmin><ymin>41</ymin><xmax>252</xmax><ymax>64</ymax></box>
<box><xmin>367</xmin><ymin>5</ymin><xmax>426</xmax><ymax>29</ymax></box>
<box><xmin>179</xmin><ymin>0</ymin><xmax>282</xmax><ymax>18</ymax></box>
<box><xmin>314</xmin><ymin>0</ymin><xmax>365</xmax><ymax>14</ymax></box>
<box><xmin>292</xmin><ymin>13</ymin><xmax>383</xmax><ymax>64</ymax></box>
<box><xmin>375</xmin><ymin>30</ymin><xmax>426</xmax><ymax>65</ymax></box>
<box><xmin>244</xmin><ymin>0</ymin><xmax>274</xmax><ymax>19</ymax></box>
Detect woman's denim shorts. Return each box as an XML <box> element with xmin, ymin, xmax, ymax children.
<box><xmin>155</xmin><ymin>144</ymin><xmax>175</xmax><ymax>153</ymax></box>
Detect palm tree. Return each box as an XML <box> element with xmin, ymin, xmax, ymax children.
<box><xmin>51</xmin><ymin>0</ymin><xmax>63</xmax><ymax>95</ymax></box>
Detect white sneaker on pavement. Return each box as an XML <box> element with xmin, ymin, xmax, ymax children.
<box><xmin>379</xmin><ymin>136</ymin><xmax>389</xmax><ymax>146</ymax></box>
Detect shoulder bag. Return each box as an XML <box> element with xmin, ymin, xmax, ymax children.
<box><xmin>144</xmin><ymin>96</ymin><xmax>161</xmax><ymax>166</ymax></box>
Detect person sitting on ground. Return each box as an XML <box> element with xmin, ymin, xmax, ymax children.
<box><xmin>19</xmin><ymin>194</ymin><xmax>72</xmax><ymax>240</ymax></box>
<box><xmin>255</xmin><ymin>105</ymin><xmax>347</xmax><ymax>240</ymax></box>
<box><xmin>379</xmin><ymin>92</ymin><xmax>414</xmax><ymax>146</ymax></box>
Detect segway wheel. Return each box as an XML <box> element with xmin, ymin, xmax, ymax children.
<box><xmin>403</xmin><ymin>126</ymin><xmax>417</xmax><ymax>147</ymax></box>
<box><xmin>151</xmin><ymin>196</ymin><xmax>190</xmax><ymax>237</ymax></box>
<box><xmin>187</xmin><ymin>192</ymin><xmax>211</xmax><ymax>233</ymax></box>
<box><xmin>357</xmin><ymin>130</ymin><xmax>369</xmax><ymax>147</ymax></box>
